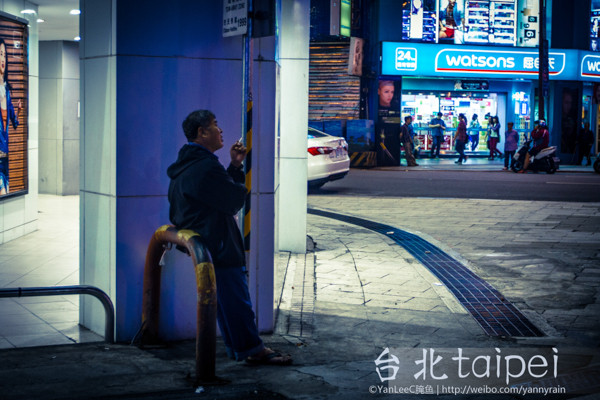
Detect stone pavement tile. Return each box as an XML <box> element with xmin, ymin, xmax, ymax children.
<box><xmin>384</xmin><ymin>282</ymin><xmax>438</xmax><ymax>296</ymax></box>
<box><xmin>357</xmin><ymin>274</ymin><xmax>412</xmax><ymax>284</ymax></box>
<box><xmin>313</xmin><ymin>301</ymin><xmax>368</xmax><ymax>317</ymax></box>
<box><xmin>381</xmin><ymin>317</ymin><xmax>492</xmax><ymax>347</ymax></box>
<box><xmin>362</xmin><ymin>263</ymin><xmax>419</xmax><ymax>274</ymax></box>
<box><xmin>541</xmin><ymin>311</ymin><xmax>578</xmax><ymax>327</ymax></box>
<box><xmin>347</xmin><ymin>252</ymin><xmax>390</xmax><ymax>260</ymax></box>
<box><xmin>316</xmin><ymin>282</ymin><xmax>337</xmax><ymax>291</ymax></box>
<box><xmin>547</xmin><ymin>271</ymin><xmax>578</xmax><ymax>280</ymax></box>
<box><xmin>315</xmin><ymin>286</ymin><xmax>482</xmax><ymax>347</ymax></box>
<box><xmin>361</xmin><ymin>283</ymin><xmax>410</xmax><ymax>294</ymax></box>
<box><xmin>319</xmin><ymin>285</ymin><xmax>363</xmax><ymax>295</ymax></box>
<box><xmin>315</xmin><ymin>270</ymin><xmax>352</xmax><ymax>280</ymax></box>
<box><xmin>314</xmin><ymin>252</ymin><xmax>352</xmax><ymax>261</ymax></box>
<box><xmin>363</xmin><ymin>298</ymin><xmax>414</xmax><ymax>309</ymax></box>
<box><xmin>294</xmin><ymin>361</ymin><xmax>382</xmax><ymax>398</ymax></box>
<box><xmin>397</xmin><ymin>297</ymin><xmax>447</xmax><ymax>311</ymax></box>
<box><xmin>316</xmin><ymin>268</ymin><xmax>356</xmax><ymax>278</ymax></box>
<box><xmin>316</xmin><ymin>269</ymin><xmax>355</xmax><ymax>279</ymax></box>
<box><xmin>581</xmin><ymin>266</ymin><xmax>600</xmax><ymax>274</ymax></box>
<box><xmin>582</xmin><ymin>303</ymin><xmax>600</xmax><ymax>315</ymax></box>
<box><xmin>317</xmin><ymin>296</ymin><xmax>366</xmax><ymax>306</ymax></box>
<box><xmin>354</xmin><ymin>257</ymin><xmax>404</xmax><ymax>268</ymax></box>
<box><xmin>338</xmin><ymin>242</ymin><xmax>391</xmax><ymax>252</ymax></box>
<box><xmin>572</xmin><ymin>316</ymin><xmax>600</xmax><ymax>329</ymax></box>
<box><xmin>365</xmin><ymin>297</ymin><xmax>447</xmax><ymax>312</ymax></box>
<box><xmin>355</xmin><ymin>260</ymin><xmax>408</xmax><ymax>270</ymax></box>
<box><xmin>522</xmin><ymin>263</ymin><xmax>558</xmax><ymax>274</ymax></box>
<box><xmin>365</xmin><ymin>308</ymin><xmax>415</xmax><ymax>324</ymax></box>
<box><xmin>317</xmin><ymin>284</ymin><xmax>362</xmax><ymax>296</ymax></box>
<box><xmin>575</xmin><ymin>275</ymin><xmax>600</xmax><ymax>283</ymax></box>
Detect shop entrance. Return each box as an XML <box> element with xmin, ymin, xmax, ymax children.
<box><xmin>401</xmin><ymin>91</ymin><xmax>499</xmax><ymax>155</ymax></box>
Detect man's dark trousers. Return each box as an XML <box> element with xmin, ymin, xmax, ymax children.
<box><xmin>215</xmin><ymin>265</ymin><xmax>264</xmax><ymax>361</ymax></box>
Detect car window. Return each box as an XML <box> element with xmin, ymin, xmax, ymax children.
<box><xmin>308</xmin><ymin>128</ymin><xmax>330</xmax><ymax>139</ymax></box>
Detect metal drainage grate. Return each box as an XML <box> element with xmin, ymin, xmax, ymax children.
<box><xmin>308</xmin><ymin>208</ymin><xmax>544</xmax><ymax>338</ymax></box>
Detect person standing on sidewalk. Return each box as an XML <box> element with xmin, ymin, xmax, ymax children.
<box><xmin>503</xmin><ymin>122</ymin><xmax>519</xmax><ymax>170</ymax></box>
<box><xmin>429</xmin><ymin>112</ymin><xmax>446</xmax><ymax>159</ymax></box>
<box><xmin>487</xmin><ymin>116</ymin><xmax>503</xmax><ymax>160</ymax></box>
<box><xmin>454</xmin><ymin>113</ymin><xmax>468</xmax><ymax>164</ymax></box>
<box><xmin>469</xmin><ymin>113</ymin><xmax>481</xmax><ymax>151</ymax></box>
<box><xmin>167</xmin><ymin>109</ymin><xmax>292</xmax><ymax>365</ymax></box>
<box><xmin>577</xmin><ymin>122</ymin><xmax>594</xmax><ymax>166</ymax></box>
<box><xmin>400</xmin><ymin>115</ymin><xmax>419</xmax><ymax>166</ymax></box>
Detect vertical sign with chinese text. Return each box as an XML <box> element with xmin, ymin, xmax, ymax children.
<box><xmin>223</xmin><ymin>0</ymin><xmax>248</xmax><ymax>37</ymax></box>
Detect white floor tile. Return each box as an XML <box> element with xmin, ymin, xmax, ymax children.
<box><xmin>0</xmin><ymin>195</ymin><xmax>81</xmax><ymax>348</ymax></box>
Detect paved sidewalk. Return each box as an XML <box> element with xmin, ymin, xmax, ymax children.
<box><xmin>382</xmin><ymin>157</ymin><xmax>595</xmax><ymax>173</ymax></box>
<box><xmin>307</xmin><ymin>196</ymin><xmax>600</xmax><ymax>347</ymax></box>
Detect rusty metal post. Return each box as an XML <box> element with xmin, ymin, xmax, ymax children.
<box><xmin>141</xmin><ymin>225</ymin><xmax>217</xmax><ymax>384</ymax></box>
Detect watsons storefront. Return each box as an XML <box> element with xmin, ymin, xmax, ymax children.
<box><xmin>378</xmin><ymin>42</ymin><xmax>594</xmax><ymax>162</ymax></box>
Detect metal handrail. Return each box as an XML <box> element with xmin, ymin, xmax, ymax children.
<box><xmin>0</xmin><ymin>285</ymin><xmax>115</xmax><ymax>343</ymax></box>
<box><xmin>141</xmin><ymin>225</ymin><xmax>217</xmax><ymax>385</ymax></box>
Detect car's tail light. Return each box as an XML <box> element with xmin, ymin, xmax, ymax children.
<box><xmin>341</xmin><ymin>140</ymin><xmax>348</xmax><ymax>152</ymax></box>
<box><xmin>308</xmin><ymin>146</ymin><xmax>334</xmax><ymax>156</ymax></box>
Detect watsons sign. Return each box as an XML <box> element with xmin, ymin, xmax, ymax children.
<box><xmin>443</xmin><ymin>54</ymin><xmax>516</xmax><ymax>69</ymax></box>
<box><xmin>435</xmin><ymin>49</ymin><xmax>565</xmax><ymax>76</ymax></box>
<box><xmin>380</xmin><ymin>42</ymin><xmax>578</xmax><ymax>80</ymax></box>
<box><xmin>581</xmin><ymin>54</ymin><xmax>600</xmax><ymax>79</ymax></box>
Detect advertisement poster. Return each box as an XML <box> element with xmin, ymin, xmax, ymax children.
<box><xmin>517</xmin><ymin>0</ymin><xmax>539</xmax><ymax>47</ymax></box>
<box><xmin>0</xmin><ymin>13</ymin><xmax>28</xmax><ymax>198</ymax></box>
<box><xmin>348</xmin><ymin>37</ymin><xmax>364</xmax><ymax>76</ymax></box>
<box><xmin>438</xmin><ymin>0</ymin><xmax>465</xmax><ymax>44</ymax></box>
<box><xmin>591</xmin><ymin>0</ymin><xmax>600</xmax><ymax>51</ymax></box>
<box><xmin>402</xmin><ymin>0</ymin><xmax>526</xmax><ymax>47</ymax></box>
<box><xmin>402</xmin><ymin>0</ymin><xmax>437</xmax><ymax>42</ymax></box>
<box><xmin>377</xmin><ymin>80</ymin><xmax>402</xmax><ymax>166</ymax></box>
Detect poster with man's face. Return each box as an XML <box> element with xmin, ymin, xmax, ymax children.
<box><xmin>0</xmin><ymin>13</ymin><xmax>28</xmax><ymax>198</ymax></box>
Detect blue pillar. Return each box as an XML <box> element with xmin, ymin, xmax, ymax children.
<box><xmin>80</xmin><ymin>0</ymin><xmax>279</xmax><ymax>340</ymax></box>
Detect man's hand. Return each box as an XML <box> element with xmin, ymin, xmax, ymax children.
<box><xmin>230</xmin><ymin>140</ymin><xmax>247</xmax><ymax>168</ymax></box>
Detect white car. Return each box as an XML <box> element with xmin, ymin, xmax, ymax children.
<box><xmin>307</xmin><ymin>127</ymin><xmax>350</xmax><ymax>188</ymax></box>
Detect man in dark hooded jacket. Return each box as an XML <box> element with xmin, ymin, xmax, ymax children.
<box><xmin>167</xmin><ymin>109</ymin><xmax>291</xmax><ymax>365</ymax></box>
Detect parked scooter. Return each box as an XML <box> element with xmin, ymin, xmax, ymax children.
<box><xmin>511</xmin><ymin>139</ymin><xmax>559</xmax><ymax>174</ymax></box>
